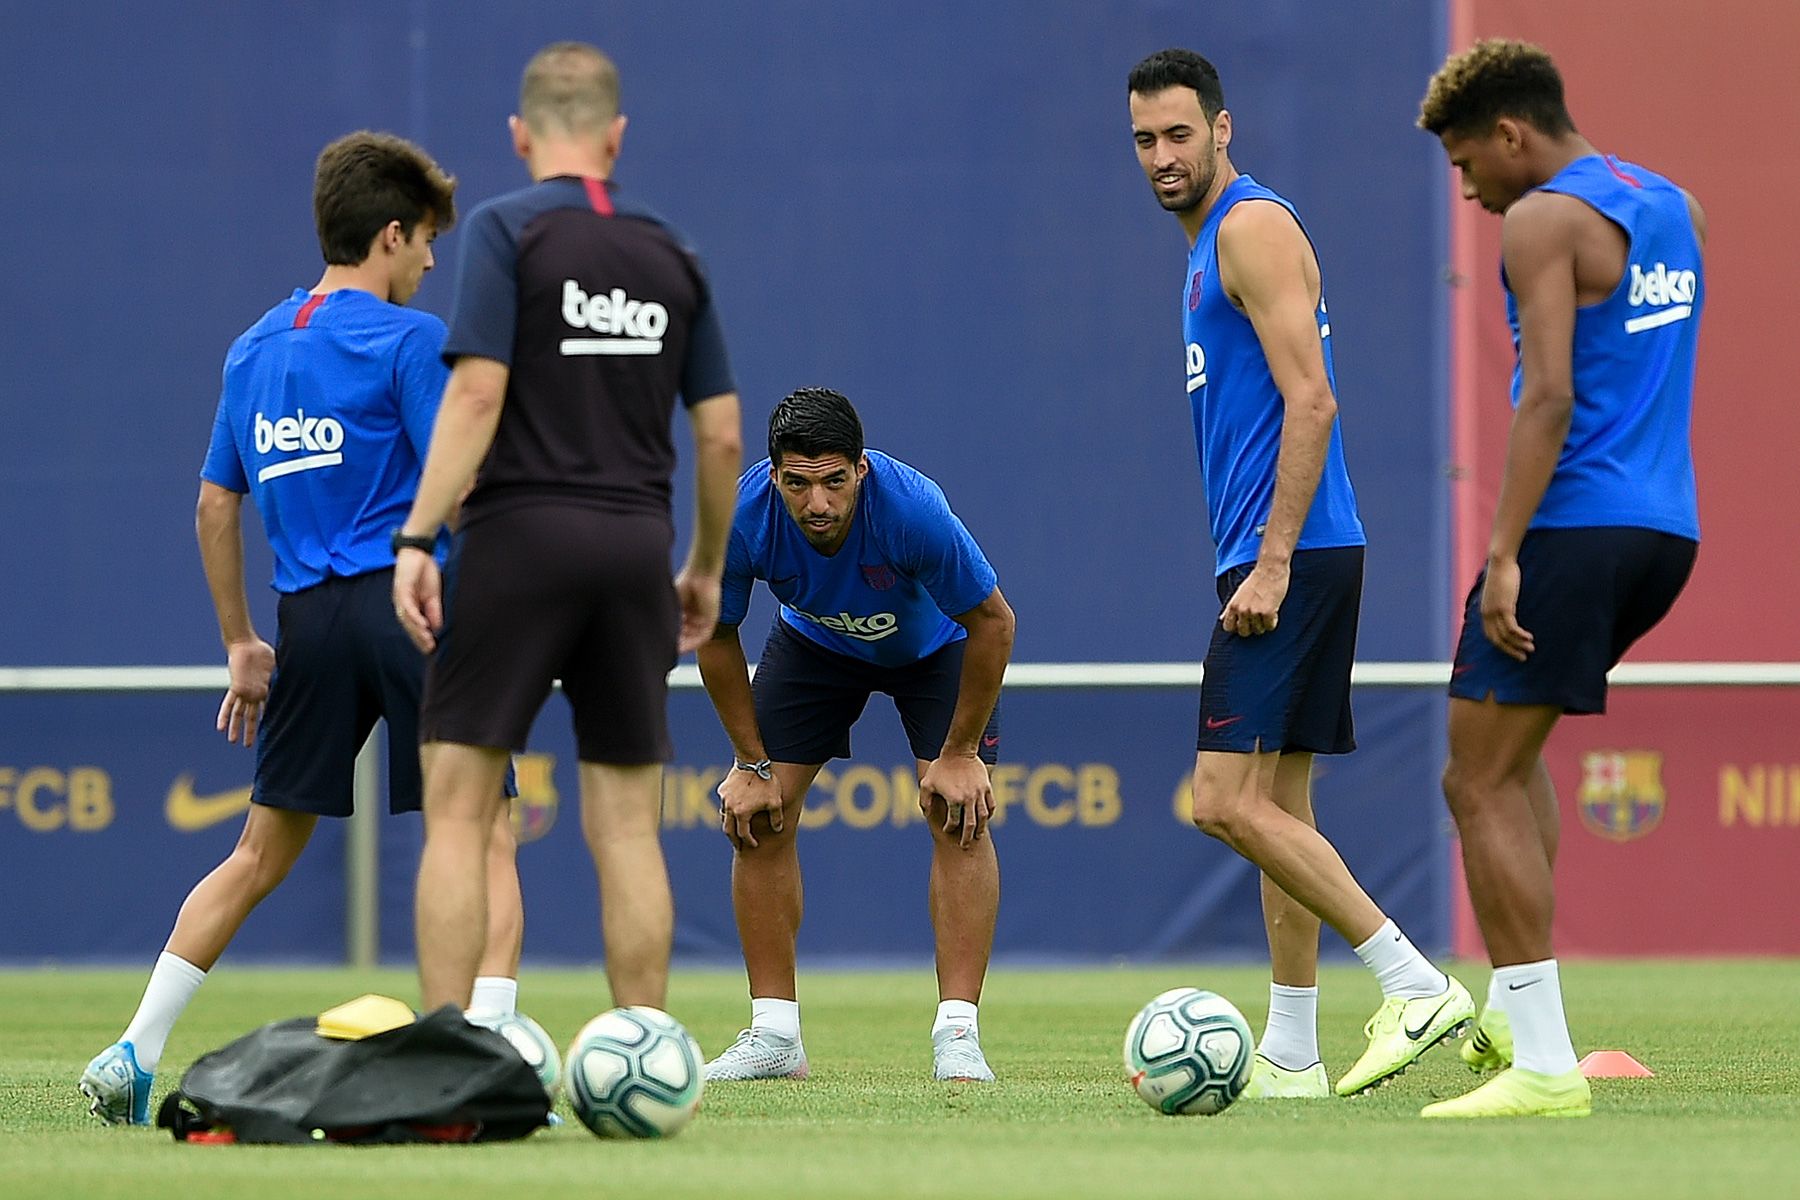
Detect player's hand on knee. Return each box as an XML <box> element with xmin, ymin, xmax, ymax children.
<box><xmin>1479</xmin><ymin>557</ymin><xmax>1534</xmax><ymax>661</ymax></box>
<box><xmin>717</xmin><ymin>769</ymin><xmax>783</xmax><ymax>850</ymax></box>
<box><xmin>217</xmin><ymin>637</ymin><xmax>276</xmax><ymax>746</ymax></box>
<box><xmin>922</xmin><ymin>753</ymin><xmax>994</xmax><ymax>849</ymax></box>
<box><xmin>1221</xmin><ymin>561</ymin><xmax>1288</xmax><ymax>637</ymax></box>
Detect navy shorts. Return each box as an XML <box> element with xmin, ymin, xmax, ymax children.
<box><xmin>254</xmin><ymin>569</ymin><xmax>433</xmax><ymax>817</ymax></box>
<box><xmin>1197</xmin><ymin>546</ymin><xmax>1363</xmax><ymax>756</ymax></box>
<box><xmin>751</xmin><ymin>618</ymin><xmax>1000</xmax><ymax>765</ymax></box>
<box><xmin>1451</xmin><ymin>527</ymin><xmax>1696</xmax><ymax>714</ymax></box>
<box><xmin>421</xmin><ymin>506</ymin><xmax>679</xmax><ymax>764</ymax></box>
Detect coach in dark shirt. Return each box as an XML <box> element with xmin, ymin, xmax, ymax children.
<box><xmin>394</xmin><ymin>41</ymin><xmax>743</xmax><ymax>1014</ymax></box>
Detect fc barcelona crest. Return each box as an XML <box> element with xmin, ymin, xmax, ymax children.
<box><xmin>1577</xmin><ymin>750</ymin><xmax>1665</xmax><ymax>842</ymax></box>
<box><xmin>509</xmin><ymin>753</ymin><xmax>560</xmax><ymax>844</ymax></box>
<box><xmin>861</xmin><ymin>564</ymin><xmax>897</xmax><ymax>591</ymax></box>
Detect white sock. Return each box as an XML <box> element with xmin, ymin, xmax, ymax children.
<box><xmin>1258</xmin><ymin>984</ymin><xmax>1320</xmax><ymax>1070</ymax></box>
<box><xmin>1492</xmin><ymin>960</ymin><xmax>1577</xmax><ymax>1074</ymax></box>
<box><xmin>933</xmin><ymin>999</ymin><xmax>979</xmax><ymax>1036</ymax></box>
<box><xmin>1486</xmin><ymin>970</ymin><xmax>1507</xmax><ymax>1017</ymax></box>
<box><xmin>751</xmin><ymin>997</ymin><xmax>801</xmax><ymax>1040</ymax></box>
<box><xmin>1352</xmin><ymin>919</ymin><xmax>1449</xmax><ymax>1000</ymax></box>
<box><xmin>468</xmin><ymin>976</ymin><xmax>518</xmax><ymax>1018</ymax></box>
<box><xmin>120</xmin><ymin>952</ymin><xmax>207</xmax><ymax>1073</ymax></box>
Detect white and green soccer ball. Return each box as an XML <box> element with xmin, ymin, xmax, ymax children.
<box><xmin>471</xmin><ymin>1011</ymin><xmax>562</xmax><ymax>1097</ymax></box>
<box><xmin>565</xmin><ymin>1006</ymin><xmax>705</xmax><ymax>1139</ymax></box>
<box><xmin>1123</xmin><ymin>987</ymin><xmax>1253</xmax><ymax>1116</ymax></box>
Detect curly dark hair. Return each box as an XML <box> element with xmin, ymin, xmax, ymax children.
<box><xmin>1418</xmin><ymin>39</ymin><xmax>1576</xmax><ymax>138</ymax></box>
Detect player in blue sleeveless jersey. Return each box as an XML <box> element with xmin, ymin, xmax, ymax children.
<box><xmin>80</xmin><ymin>135</ymin><xmax>526</xmax><ymax>1125</ymax></box>
<box><xmin>1129</xmin><ymin>50</ymin><xmax>1471</xmax><ymax>1100</ymax></box>
<box><xmin>1419</xmin><ymin>40</ymin><xmax>1704</xmax><ymax>1120</ymax></box>
<box><xmin>695</xmin><ymin>388</ymin><xmax>1015</xmax><ymax>1084</ymax></box>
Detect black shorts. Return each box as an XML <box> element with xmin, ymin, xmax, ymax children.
<box><xmin>421</xmin><ymin>505</ymin><xmax>679</xmax><ymax>764</ymax></box>
<box><xmin>254</xmin><ymin>569</ymin><xmax>430</xmax><ymax>817</ymax></box>
<box><xmin>752</xmin><ymin>618</ymin><xmax>1001</xmax><ymax>765</ymax></box>
<box><xmin>1450</xmin><ymin>526</ymin><xmax>1696</xmax><ymax>714</ymax></box>
<box><xmin>1198</xmin><ymin>546</ymin><xmax>1363</xmax><ymax>756</ymax></box>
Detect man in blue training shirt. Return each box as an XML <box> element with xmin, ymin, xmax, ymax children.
<box><xmin>80</xmin><ymin>133</ymin><xmax>526</xmax><ymax>1126</ymax></box>
<box><xmin>1129</xmin><ymin>49</ymin><xmax>1471</xmax><ymax>1100</ymax></box>
<box><xmin>1419</xmin><ymin>40</ymin><xmax>1704</xmax><ymax>1120</ymax></box>
<box><xmin>695</xmin><ymin>388</ymin><xmax>1015</xmax><ymax>1084</ymax></box>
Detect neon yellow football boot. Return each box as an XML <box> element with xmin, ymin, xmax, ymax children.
<box><xmin>1335</xmin><ymin>975</ymin><xmax>1475</xmax><ymax>1096</ymax></box>
<box><xmin>1240</xmin><ymin>1053</ymin><xmax>1331</xmax><ymax>1099</ymax></box>
<box><xmin>1420</xmin><ymin>1066</ymin><xmax>1592</xmax><ymax>1118</ymax></box>
<box><xmin>1460</xmin><ymin>1008</ymin><xmax>1514</xmax><ymax>1073</ymax></box>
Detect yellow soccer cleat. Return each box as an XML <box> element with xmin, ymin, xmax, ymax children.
<box><xmin>1335</xmin><ymin>976</ymin><xmax>1475</xmax><ymax>1096</ymax></box>
<box><xmin>1240</xmin><ymin>1053</ymin><xmax>1330</xmax><ymax>1099</ymax></box>
<box><xmin>1460</xmin><ymin>1008</ymin><xmax>1513</xmax><ymax>1073</ymax></box>
<box><xmin>1420</xmin><ymin>1066</ymin><xmax>1592</xmax><ymax>1118</ymax></box>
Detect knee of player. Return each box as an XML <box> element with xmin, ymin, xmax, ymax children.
<box><xmin>229</xmin><ymin>840</ymin><xmax>300</xmax><ymax>899</ymax></box>
<box><xmin>1187</xmin><ymin>781</ymin><xmax>1248</xmax><ymax>841</ymax></box>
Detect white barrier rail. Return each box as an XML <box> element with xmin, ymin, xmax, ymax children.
<box><xmin>4</xmin><ymin>660</ymin><xmax>1800</xmax><ymax>692</ymax></box>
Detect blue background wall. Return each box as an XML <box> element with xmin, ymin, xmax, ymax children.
<box><xmin>0</xmin><ymin>1</ymin><xmax>1450</xmax><ymax>964</ymax></box>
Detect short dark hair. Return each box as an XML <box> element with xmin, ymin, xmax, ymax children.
<box><xmin>1418</xmin><ymin>39</ymin><xmax>1576</xmax><ymax>138</ymax></box>
<box><xmin>313</xmin><ymin>131</ymin><xmax>456</xmax><ymax>266</ymax></box>
<box><xmin>520</xmin><ymin>41</ymin><xmax>620</xmax><ymax>134</ymax></box>
<box><xmin>768</xmin><ymin>387</ymin><xmax>864</xmax><ymax>466</ymax></box>
<box><xmin>1128</xmin><ymin>48</ymin><xmax>1225</xmax><ymax>122</ymax></box>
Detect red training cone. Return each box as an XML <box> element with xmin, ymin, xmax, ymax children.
<box><xmin>1578</xmin><ymin>1050</ymin><xmax>1653</xmax><ymax>1078</ymax></box>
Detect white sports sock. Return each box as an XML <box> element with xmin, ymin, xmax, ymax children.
<box><xmin>1486</xmin><ymin>970</ymin><xmax>1507</xmax><ymax>1017</ymax></box>
<box><xmin>1352</xmin><ymin>919</ymin><xmax>1449</xmax><ymax>1000</ymax></box>
<box><xmin>750</xmin><ymin>997</ymin><xmax>801</xmax><ymax>1040</ymax></box>
<box><xmin>1492</xmin><ymin>960</ymin><xmax>1577</xmax><ymax>1074</ymax></box>
<box><xmin>1258</xmin><ymin>983</ymin><xmax>1320</xmax><ymax>1070</ymax></box>
<box><xmin>120</xmin><ymin>952</ymin><xmax>207</xmax><ymax>1073</ymax></box>
<box><xmin>468</xmin><ymin>976</ymin><xmax>518</xmax><ymax>1018</ymax></box>
<box><xmin>933</xmin><ymin>999</ymin><xmax>979</xmax><ymax>1036</ymax></box>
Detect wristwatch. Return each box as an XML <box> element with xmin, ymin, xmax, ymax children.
<box><xmin>391</xmin><ymin>528</ymin><xmax>437</xmax><ymax>556</ymax></box>
<box><xmin>733</xmin><ymin>758</ymin><xmax>773</xmax><ymax>781</ymax></box>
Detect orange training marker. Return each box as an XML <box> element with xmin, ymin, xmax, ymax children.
<box><xmin>1578</xmin><ymin>1050</ymin><xmax>1653</xmax><ymax>1078</ymax></box>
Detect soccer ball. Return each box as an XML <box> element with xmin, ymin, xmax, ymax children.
<box><xmin>482</xmin><ymin>1011</ymin><xmax>561</xmax><ymax>1096</ymax></box>
<box><xmin>1123</xmin><ymin>987</ymin><xmax>1253</xmax><ymax>1116</ymax></box>
<box><xmin>565</xmin><ymin>1006</ymin><xmax>705</xmax><ymax>1139</ymax></box>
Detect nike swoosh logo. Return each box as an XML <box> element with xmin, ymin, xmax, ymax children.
<box><xmin>769</xmin><ymin>575</ymin><xmax>799</xmax><ymax>587</ymax></box>
<box><xmin>981</xmin><ymin>734</ymin><xmax>1000</xmax><ymax>748</ymax></box>
<box><xmin>166</xmin><ymin>774</ymin><xmax>253</xmax><ymax>831</ymax></box>
<box><xmin>1204</xmin><ymin>716</ymin><xmax>1243</xmax><ymax>730</ymax></box>
<box><xmin>1506</xmin><ymin>980</ymin><xmax>1541</xmax><ymax>992</ymax></box>
<box><xmin>1403</xmin><ymin>997</ymin><xmax>1453</xmax><ymax>1041</ymax></box>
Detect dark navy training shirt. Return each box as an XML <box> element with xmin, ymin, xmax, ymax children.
<box><xmin>720</xmin><ymin>452</ymin><xmax>998</xmax><ymax>667</ymax></box>
<box><xmin>201</xmin><ymin>288</ymin><xmax>450</xmax><ymax>593</ymax></box>
<box><xmin>443</xmin><ymin>175</ymin><xmax>734</xmax><ymax>522</ymax></box>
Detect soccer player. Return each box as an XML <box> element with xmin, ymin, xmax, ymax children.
<box><xmin>80</xmin><ymin>132</ymin><xmax>527</xmax><ymax>1126</ymax></box>
<box><xmin>1418</xmin><ymin>40</ymin><xmax>1704</xmax><ymax>1119</ymax></box>
<box><xmin>392</xmin><ymin>43</ymin><xmax>743</xmax><ymax>1015</ymax></box>
<box><xmin>695</xmin><ymin>388</ymin><xmax>1014</xmax><ymax>1084</ymax></box>
<box><xmin>1128</xmin><ymin>49</ymin><xmax>1472</xmax><ymax>1098</ymax></box>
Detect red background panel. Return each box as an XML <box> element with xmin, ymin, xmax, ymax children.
<box><xmin>1449</xmin><ymin>0</ymin><xmax>1800</xmax><ymax>956</ymax></box>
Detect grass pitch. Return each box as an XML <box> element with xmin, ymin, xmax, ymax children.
<box><xmin>4</xmin><ymin>960</ymin><xmax>1797</xmax><ymax>1199</ymax></box>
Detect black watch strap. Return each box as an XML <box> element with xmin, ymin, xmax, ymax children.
<box><xmin>391</xmin><ymin>529</ymin><xmax>437</xmax><ymax>555</ymax></box>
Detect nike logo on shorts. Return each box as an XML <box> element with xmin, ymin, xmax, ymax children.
<box><xmin>1205</xmin><ymin>715</ymin><xmax>1243</xmax><ymax>730</ymax></box>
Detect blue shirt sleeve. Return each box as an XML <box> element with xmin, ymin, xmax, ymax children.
<box><xmin>893</xmin><ymin>477</ymin><xmax>996</xmax><ymax>617</ymax></box>
<box><xmin>199</xmin><ymin>390</ymin><xmax>247</xmax><ymax>493</ymax></box>
<box><xmin>718</xmin><ymin>522</ymin><xmax>755</xmax><ymax>627</ymax></box>
<box><xmin>394</xmin><ymin>319</ymin><xmax>451</xmax><ymax>458</ymax></box>
<box><xmin>681</xmin><ymin>285</ymin><xmax>735</xmax><ymax>406</ymax></box>
<box><xmin>441</xmin><ymin>203</ymin><xmax>518</xmax><ymax>366</ymax></box>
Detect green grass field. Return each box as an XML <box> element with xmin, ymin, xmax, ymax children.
<box><xmin>5</xmin><ymin>961</ymin><xmax>1797</xmax><ymax>1199</ymax></box>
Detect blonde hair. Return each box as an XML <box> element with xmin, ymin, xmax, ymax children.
<box><xmin>520</xmin><ymin>42</ymin><xmax>620</xmax><ymax>135</ymax></box>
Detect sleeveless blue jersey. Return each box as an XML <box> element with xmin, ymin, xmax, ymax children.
<box><xmin>1182</xmin><ymin>175</ymin><xmax>1364</xmax><ymax>575</ymax></box>
<box><xmin>201</xmin><ymin>289</ymin><xmax>451</xmax><ymax>593</ymax></box>
<box><xmin>719</xmin><ymin>451</ymin><xmax>997</xmax><ymax>667</ymax></box>
<box><xmin>1506</xmin><ymin>155</ymin><xmax>1702</xmax><ymax>539</ymax></box>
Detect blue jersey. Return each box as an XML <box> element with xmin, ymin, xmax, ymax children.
<box><xmin>200</xmin><ymin>288</ymin><xmax>450</xmax><ymax>593</ymax></box>
<box><xmin>720</xmin><ymin>451</ymin><xmax>997</xmax><ymax>667</ymax></box>
<box><xmin>1182</xmin><ymin>175</ymin><xmax>1365</xmax><ymax>575</ymax></box>
<box><xmin>1506</xmin><ymin>155</ymin><xmax>1702</xmax><ymax>539</ymax></box>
